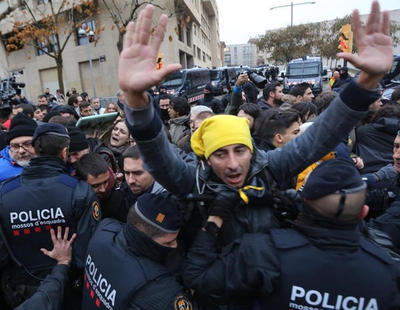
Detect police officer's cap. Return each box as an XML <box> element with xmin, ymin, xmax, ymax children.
<box><xmin>301</xmin><ymin>158</ymin><xmax>366</xmax><ymax>200</ymax></box>
<box><xmin>135</xmin><ymin>192</ymin><xmax>183</xmax><ymax>233</ymax></box>
<box><xmin>32</xmin><ymin>123</ymin><xmax>70</xmax><ymax>145</ymax></box>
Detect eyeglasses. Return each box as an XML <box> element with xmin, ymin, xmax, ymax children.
<box><xmin>10</xmin><ymin>141</ymin><xmax>33</xmax><ymax>151</ymax></box>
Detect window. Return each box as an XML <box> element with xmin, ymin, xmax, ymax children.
<box><xmin>2</xmin><ymin>32</ymin><xmax>24</xmax><ymax>52</ymax></box>
<box><xmin>186</xmin><ymin>26</ymin><xmax>191</xmax><ymax>47</ymax></box>
<box><xmin>202</xmin><ymin>51</ymin><xmax>205</xmax><ymax>62</ymax></box>
<box><xmin>197</xmin><ymin>47</ymin><xmax>201</xmax><ymax>60</ymax></box>
<box><xmin>76</xmin><ymin>19</ymin><xmax>96</xmax><ymax>46</ymax></box>
<box><xmin>193</xmin><ymin>24</ymin><xmax>197</xmax><ymax>36</ymax></box>
<box><xmin>193</xmin><ymin>44</ymin><xmax>196</xmax><ymax>56</ymax></box>
<box><xmin>177</xmin><ymin>20</ymin><xmax>184</xmax><ymax>42</ymax></box>
<box><xmin>37</xmin><ymin>34</ymin><xmax>59</xmax><ymax>56</ymax></box>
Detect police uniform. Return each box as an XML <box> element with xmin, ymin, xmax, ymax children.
<box><xmin>82</xmin><ymin>193</ymin><xmax>193</xmax><ymax>310</ymax></box>
<box><xmin>0</xmin><ymin>123</ymin><xmax>99</xmax><ymax>308</ymax></box>
<box><xmin>15</xmin><ymin>264</ymin><xmax>69</xmax><ymax>310</ymax></box>
<box><xmin>184</xmin><ymin>159</ymin><xmax>400</xmax><ymax>309</ymax></box>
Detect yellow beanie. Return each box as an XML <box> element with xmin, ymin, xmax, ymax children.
<box><xmin>191</xmin><ymin>114</ymin><xmax>253</xmax><ymax>159</ymax></box>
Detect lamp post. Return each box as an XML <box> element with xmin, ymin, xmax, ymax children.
<box><xmin>78</xmin><ymin>28</ymin><xmax>96</xmax><ymax>97</ymax></box>
<box><xmin>270</xmin><ymin>1</ymin><xmax>316</xmax><ymax>27</ymax></box>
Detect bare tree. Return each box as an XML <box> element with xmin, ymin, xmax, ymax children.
<box><xmin>1</xmin><ymin>0</ymin><xmax>100</xmax><ymax>94</ymax></box>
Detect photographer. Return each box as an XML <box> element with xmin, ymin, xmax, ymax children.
<box><xmin>197</xmin><ymin>83</ymin><xmax>223</xmax><ymax>114</ymax></box>
<box><xmin>225</xmin><ymin>73</ymin><xmax>249</xmax><ymax>115</ymax></box>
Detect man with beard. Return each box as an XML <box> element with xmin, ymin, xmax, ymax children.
<box><xmin>198</xmin><ymin>83</ymin><xmax>223</xmax><ymax>114</ymax></box>
<box><xmin>119</xmin><ymin>1</ymin><xmax>392</xmax><ymax>250</ymax></box>
<box><xmin>257</xmin><ymin>81</ymin><xmax>284</xmax><ymax>109</ymax></box>
<box><xmin>122</xmin><ymin>145</ymin><xmax>164</xmax><ymax>206</ymax></box>
<box><xmin>0</xmin><ymin>113</ymin><xmax>37</xmax><ymax>182</ymax></box>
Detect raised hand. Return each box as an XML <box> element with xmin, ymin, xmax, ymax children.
<box><xmin>337</xmin><ymin>1</ymin><xmax>393</xmax><ymax>87</ymax></box>
<box><xmin>119</xmin><ymin>5</ymin><xmax>182</xmax><ymax>108</ymax></box>
<box><xmin>40</xmin><ymin>226</ymin><xmax>77</xmax><ymax>266</ymax></box>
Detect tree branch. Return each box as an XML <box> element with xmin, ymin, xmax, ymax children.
<box><xmin>59</xmin><ymin>29</ymin><xmax>74</xmax><ymax>53</ymax></box>
<box><xmin>110</xmin><ymin>0</ymin><xmax>124</xmax><ymax>26</ymax></box>
<box><xmin>127</xmin><ymin>1</ymin><xmax>164</xmax><ymax>25</ymax></box>
<box><xmin>101</xmin><ymin>0</ymin><xmax>121</xmax><ymax>28</ymax></box>
<box><xmin>57</xmin><ymin>0</ymin><xmax>68</xmax><ymax>15</ymax></box>
<box><xmin>28</xmin><ymin>41</ymin><xmax>56</xmax><ymax>59</ymax></box>
<box><xmin>21</xmin><ymin>0</ymin><xmax>39</xmax><ymax>23</ymax></box>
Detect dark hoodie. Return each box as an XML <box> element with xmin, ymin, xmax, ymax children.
<box><xmin>332</xmin><ymin>66</ymin><xmax>352</xmax><ymax>89</ymax></box>
<box><xmin>355</xmin><ymin>117</ymin><xmax>400</xmax><ymax>173</ymax></box>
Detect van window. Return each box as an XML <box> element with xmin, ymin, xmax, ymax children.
<box><xmin>162</xmin><ymin>72</ymin><xmax>184</xmax><ymax>88</ymax></box>
<box><xmin>287</xmin><ymin>63</ymin><xmax>320</xmax><ymax>77</ymax></box>
<box><xmin>210</xmin><ymin>70</ymin><xmax>221</xmax><ymax>80</ymax></box>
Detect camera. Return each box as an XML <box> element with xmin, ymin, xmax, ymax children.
<box><xmin>238</xmin><ymin>69</ymin><xmax>267</xmax><ymax>89</ymax></box>
<box><xmin>0</xmin><ymin>75</ymin><xmax>26</xmax><ymax>106</ymax></box>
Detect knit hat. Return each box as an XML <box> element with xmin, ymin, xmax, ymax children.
<box><xmin>190</xmin><ymin>105</ymin><xmax>213</xmax><ymax>116</ymax></box>
<box><xmin>191</xmin><ymin>115</ymin><xmax>253</xmax><ymax>159</ymax></box>
<box><xmin>32</xmin><ymin>123</ymin><xmax>70</xmax><ymax>145</ymax></box>
<box><xmin>67</xmin><ymin>126</ymin><xmax>89</xmax><ymax>152</ymax></box>
<box><xmin>6</xmin><ymin>113</ymin><xmax>37</xmax><ymax>144</ymax></box>
<box><xmin>301</xmin><ymin>158</ymin><xmax>366</xmax><ymax>200</ymax></box>
<box><xmin>135</xmin><ymin>193</ymin><xmax>182</xmax><ymax>233</ymax></box>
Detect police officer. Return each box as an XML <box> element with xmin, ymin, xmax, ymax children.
<box><xmin>0</xmin><ymin>123</ymin><xmax>99</xmax><ymax>308</ymax></box>
<box><xmin>16</xmin><ymin>226</ymin><xmax>76</xmax><ymax>310</ymax></box>
<box><xmin>184</xmin><ymin>158</ymin><xmax>400</xmax><ymax>308</ymax></box>
<box><xmin>82</xmin><ymin>192</ymin><xmax>193</xmax><ymax>309</ymax></box>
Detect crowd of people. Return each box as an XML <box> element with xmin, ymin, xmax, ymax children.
<box><xmin>0</xmin><ymin>1</ymin><xmax>400</xmax><ymax>309</ymax></box>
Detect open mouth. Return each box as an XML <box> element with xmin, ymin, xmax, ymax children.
<box><xmin>226</xmin><ymin>173</ymin><xmax>242</xmax><ymax>185</ymax></box>
<box><xmin>111</xmin><ymin>136</ymin><xmax>119</xmax><ymax>144</ymax></box>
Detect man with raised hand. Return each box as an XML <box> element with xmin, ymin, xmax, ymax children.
<box><xmin>119</xmin><ymin>2</ymin><xmax>393</xmax><ymax>246</ymax></box>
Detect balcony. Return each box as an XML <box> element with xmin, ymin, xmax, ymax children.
<box><xmin>202</xmin><ymin>0</ymin><xmax>216</xmax><ymax>17</ymax></box>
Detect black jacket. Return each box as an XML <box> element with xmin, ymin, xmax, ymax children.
<box><xmin>198</xmin><ymin>95</ymin><xmax>223</xmax><ymax>114</ymax></box>
<box><xmin>15</xmin><ymin>264</ymin><xmax>69</xmax><ymax>310</ymax></box>
<box><xmin>0</xmin><ymin>156</ymin><xmax>99</xmax><ymax>307</ymax></box>
<box><xmin>184</xmin><ymin>218</ymin><xmax>400</xmax><ymax>309</ymax></box>
<box><xmin>82</xmin><ymin>219</ymin><xmax>190</xmax><ymax>309</ymax></box>
<box><xmin>355</xmin><ymin>117</ymin><xmax>400</xmax><ymax>173</ymax></box>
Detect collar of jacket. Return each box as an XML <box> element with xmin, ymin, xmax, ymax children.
<box><xmin>169</xmin><ymin>115</ymin><xmax>189</xmax><ymax>126</ymax></box>
<box><xmin>293</xmin><ymin>217</ymin><xmax>361</xmax><ymax>251</ymax></box>
<box><xmin>1</xmin><ymin>146</ymin><xmax>12</xmax><ymax>163</ymax></box>
<box><xmin>122</xmin><ymin>222</ymin><xmax>174</xmax><ymax>265</ymax></box>
<box><xmin>22</xmin><ymin>156</ymin><xmax>68</xmax><ymax>177</ymax></box>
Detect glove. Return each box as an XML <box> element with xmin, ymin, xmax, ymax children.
<box><xmin>209</xmin><ymin>189</ymin><xmax>239</xmax><ymax>221</ymax></box>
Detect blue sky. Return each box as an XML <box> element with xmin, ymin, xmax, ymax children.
<box><xmin>216</xmin><ymin>0</ymin><xmax>400</xmax><ymax>44</ymax></box>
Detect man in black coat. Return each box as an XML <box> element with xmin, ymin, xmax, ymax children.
<box><xmin>0</xmin><ymin>123</ymin><xmax>99</xmax><ymax>308</ymax></box>
<box><xmin>81</xmin><ymin>193</ymin><xmax>193</xmax><ymax>309</ymax></box>
<box><xmin>198</xmin><ymin>83</ymin><xmax>223</xmax><ymax>114</ymax></box>
<box><xmin>184</xmin><ymin>158</ymin><xmax>400</xmax><ymax>309</ymax></box>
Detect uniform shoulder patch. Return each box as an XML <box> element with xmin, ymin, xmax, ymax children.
<box><xmin>174</xmin><ymin>295</ymin><xmax>192</xmax><ymax>310</ymax></box>
<box><xmin>92</xmin><ymin>201</ymin><xmax>101</xmax><ymax>221</ymax></box>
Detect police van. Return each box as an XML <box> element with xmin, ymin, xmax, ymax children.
<box><xmin>210</xmin><ymin>67</ymin><xmax>237</xmax><ymax>95</ymax></box>
<box><xmin>160</xmin><ymin>68</ymin><xmax>210</xmax><ymax>104</ymax></box>
<box><xmin>283</xmin><ymin>56</ymin><xmax>326</xmax><ymax>95</ymax></box>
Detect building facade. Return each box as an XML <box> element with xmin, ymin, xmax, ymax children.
<box><xmin>0</xmin><ymin>0</ymin><xmax>222</xmax><ymax>101</ymax></box>
<box><xmin>224</xmin><ymin>43</ymin><xmax>258</xmax><ymax>67</ymax></box>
